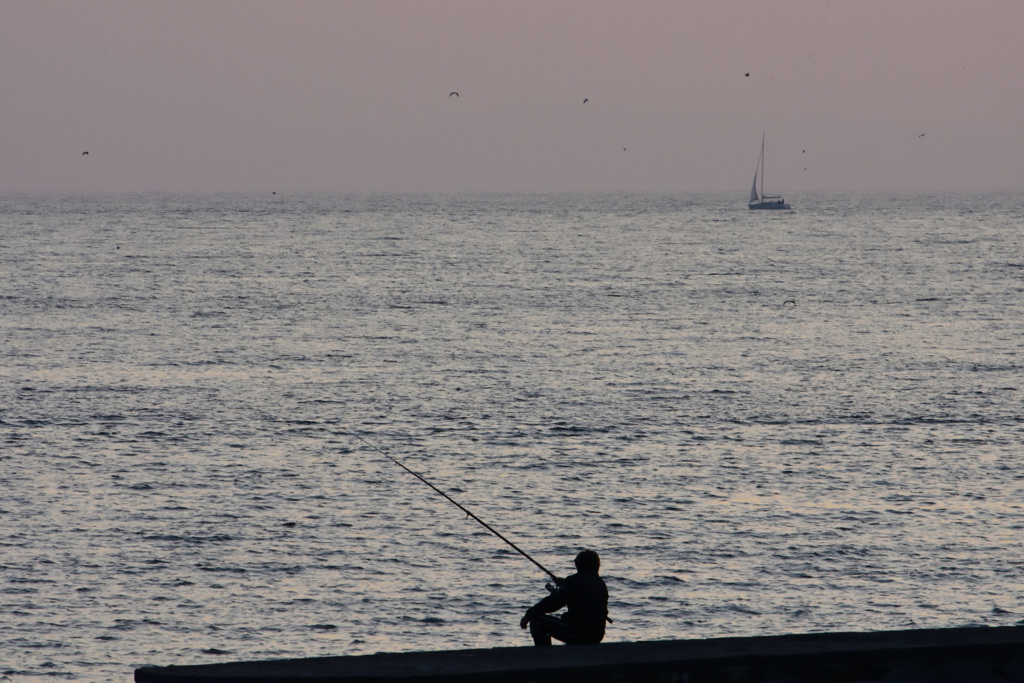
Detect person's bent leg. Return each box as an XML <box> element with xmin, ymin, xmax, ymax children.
<box><xmin>529</xmin><ymin>615</ymin><xmax>555</xmax><ymax>645</ymax></box>
<box><xmin>530</xmin><ymin>615</ymin><xmax>585</xmax><ymax>646</ymax></box>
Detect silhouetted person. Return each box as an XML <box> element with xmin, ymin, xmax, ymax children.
<box><xmin>520</xmin><ymin>550</ymin><xmax>608</xmax><ymax>646</ymax></box>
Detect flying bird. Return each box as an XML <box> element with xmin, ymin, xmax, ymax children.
<box><xmin>583</xmin><ymin>98</ymin><xmax>588</xmax><ymax>104</ymax></box>
<box><xmin>745</xmin><ymin>72</ymin><xmax>750</xmax><ymax>77</ymax></box>
<box><xmin>918</xmin><ymin>133</ymin><xmax>925</xmax><ymax>137</ymax></box>
<box><xmin>449</xmin><ymin>91</ymin><xmax>459</xmax><ymax>97</ymax></box>
<box><xmin>82</xmin><ymin>151</ymin><xmax>89</xmax><ymax>156</ymax></box>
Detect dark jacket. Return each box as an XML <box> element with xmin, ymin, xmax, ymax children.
<box><xmin>526</xmin><ymin>569</ymin><xmax>609</xmax><ymax>641</ymax></box>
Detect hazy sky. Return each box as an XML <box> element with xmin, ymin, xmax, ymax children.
<box><xmin>2</xmin><ymin>1</ymin><xmax>1022</xmax><ymax>193</ymax></box>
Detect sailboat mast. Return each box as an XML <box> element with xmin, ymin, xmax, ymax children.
<box><xmin>760</xmin><ymin>134</ymin><xmax>765</xmax><ymax>201</ymax></box>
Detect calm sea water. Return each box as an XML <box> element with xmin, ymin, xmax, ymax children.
<box><xmin>1</xmin><ymin>191</ymin><xmax>1022</xmax><ymax>682</ymax></box>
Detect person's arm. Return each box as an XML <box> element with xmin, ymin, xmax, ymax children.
<box><xmin>520</xmin><ymin>587</ymin><xmax>568</xmax><ymax>628</ymax></box>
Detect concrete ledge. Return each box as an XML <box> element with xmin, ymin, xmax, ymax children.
<box><xmin>134</xmin><ymin>625</ymin><xmax>1024</xmax><ymax>682</ymax></box>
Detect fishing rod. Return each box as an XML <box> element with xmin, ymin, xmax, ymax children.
<box><xmin>341</xmin><ymin>429</ymin><xmax>560</xmax><ymax>583</ymax></box>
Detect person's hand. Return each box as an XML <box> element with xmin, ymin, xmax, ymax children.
<box><xmin>520</xmin><ymin>614</ymin><xmax>530</xmax><ymax>630</ymax></box>
<box><xmin>545</xmin><ymin>578</ymin><xmax>566</xmax><ymax>593</ymax></box>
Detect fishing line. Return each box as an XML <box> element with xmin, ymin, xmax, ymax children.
<box><xmin>340</xmin><ymin>429</ymin><xmax>560</xmax><ymax>582</ymax></box>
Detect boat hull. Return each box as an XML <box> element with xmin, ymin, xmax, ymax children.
<box><xmin>749</xmin><ymin>201</ymin><xmax>791</xmax><ymax>210</ymax></box>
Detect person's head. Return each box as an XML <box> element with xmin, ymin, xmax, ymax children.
<box><xmin>574</xmin><ymin>549</ymin><xmax>600</xmax><ymax>573</ymax></box>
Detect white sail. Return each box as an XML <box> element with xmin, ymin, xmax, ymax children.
<box><xmin>749</xmin><ymin>169</ymin><xmax>759</xmax><ymax>203</ymax></box>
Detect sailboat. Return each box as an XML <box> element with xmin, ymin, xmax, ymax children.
<box><xmin>748</xmin><ymin>134</ymin><xmax>791</xmax><ymax>210</ymax></box>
